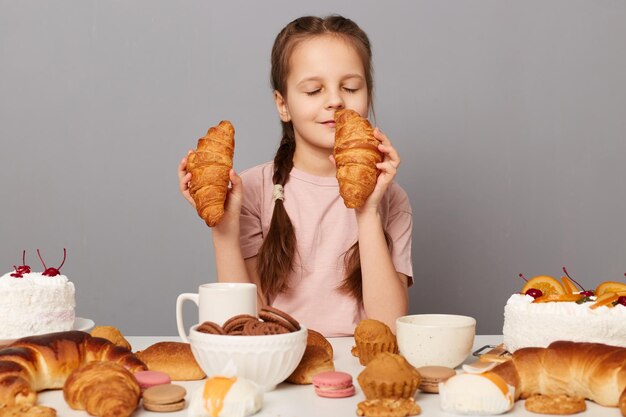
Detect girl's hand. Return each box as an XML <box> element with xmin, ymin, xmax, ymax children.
<box><xmin>213</xmin><ymin>169</ymin><xmax>244</xmax><ymax>233</ymax></box>
<box><xmin>358</xmin><ymin>127</ymin><xmax>401</xmax><ymax>213</ymax></box>
<box><xmin>178</xmin><ymin>150</ymin><xmax>196</xmax><ymax>208</ymax></box>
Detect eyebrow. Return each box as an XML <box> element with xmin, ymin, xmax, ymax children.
<box><xmin>296</xmin><ymin>74</ymin><xmax>364</xmax><ymax>86</ymax></box>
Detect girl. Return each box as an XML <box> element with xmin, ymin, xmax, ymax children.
<box><xmin>178</xmin><ymin>15</ymin><xmax>412</xmax><ymax>336</ymax></box>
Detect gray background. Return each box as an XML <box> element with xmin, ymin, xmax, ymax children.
<box><xmin>1</xmin><ymin>0</ymin><xmax>625</xmax><ymax>336</ymax></box>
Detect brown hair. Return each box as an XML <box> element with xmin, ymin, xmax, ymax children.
<box><xmin>257</xmin><ymin>15</ymin><xmax>374</xmax><ymax>304</ymax></box>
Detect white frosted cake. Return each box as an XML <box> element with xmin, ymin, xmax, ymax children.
<box><xmin>0</xmin><ymin>270</ymin><xmax>75</xmax><ymax>340</ymax></box>
<box><xmin>503</xmin><ymin>293</ymin><xmax>626</xmax><ymax>352</ymax></box>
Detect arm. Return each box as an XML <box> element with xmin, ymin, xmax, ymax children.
<box><xmin>355</xmin><ymin>128</ymin><xmax>409</xmax><ymax>332</ymax></box>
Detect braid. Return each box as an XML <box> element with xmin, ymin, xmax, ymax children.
<box><xmin>256</xmin><ymin>122</ymin><xmax>297</xmax><ymax>300</ymax></box>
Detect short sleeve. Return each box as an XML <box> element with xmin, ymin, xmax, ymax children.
<box><xmin>239</xmin><ymin>166</ymin><xmax>266</xmax><ymax>260</ymax></box>
<box><xmin>384</xmin><ymin>183</ymin><xmax>414</xmax><ymax>285</ymax></box>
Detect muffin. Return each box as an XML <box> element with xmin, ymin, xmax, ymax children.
<box><xmin>357</xmin><ymin>352</ymin><xmax>421</xmax><ymax>400</ymax></box>
<box><xmin>353</xmin><ymin>319</ymin><xmax>398</xmax><ymax>365</ymax></box>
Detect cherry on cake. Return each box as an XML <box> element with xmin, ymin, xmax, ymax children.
<box><xmin>503</xmin><ymin>271</ymin><xmax>626</xmax><ymax>352</ymax></box>
<box><xmin>0</xmin><ymin>249</ymin><xmax>75</xmax><ymax>340</ymax></box>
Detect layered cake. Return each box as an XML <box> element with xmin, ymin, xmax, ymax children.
<box><xmin>0</xmin><ymin>250</ymin><xmax>75</xmax><ymax>340</ymax></box>
<box><xmin>503</xmin><ymin>274</ymin><xmax>626</xmax><ymax>352</ymax></box>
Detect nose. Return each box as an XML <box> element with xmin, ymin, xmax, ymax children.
<box><xmin>325</xmin><ymin>89</ymin><xmax>344</xmax><ymax>110</ymax></box>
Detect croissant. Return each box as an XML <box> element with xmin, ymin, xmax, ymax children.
<box><xmin>63</xmin><ymin>361</ymin><xmax>141</xmax><ymax>417</ymax></box>
<box><xmin>490</xmin><ymin>341</ymin><xmax>626</xmax><ymax>416</ymax></box>
<box><xmin>186</xmin><ymin>120</ymin><xmax>235</xmax><ymax>227</ymax></box>
<box><xmin>0</xmin><ymin>330</ymin><xmax>146</xmax><ymax>407</ymax></box>
<box><xmin>333</xmin><ymin>109</ymin><xmax>382</xmax><ymax>208</ymax></box>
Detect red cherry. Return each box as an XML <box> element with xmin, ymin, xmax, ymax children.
<box><xmin>580</xmin><ymin>290</ymin><xmax>595</xmax><ymax>297</ymax></box>
<box><xmin>37</xmin><ymin>248</ymin><xmax>67</xmax><ymax>277</ymax></box>
<box><xmin>617</xmin><ymin>296</ymin><xmax>626</xmax><ymax>307</ymax></box>
<box><xmin>525</xmin><ymin>288</ymin><xmax>543</xmax><ymax>299</ymax></box>
<box><xmin>10</xmin><ymin>265</ymin><xmax>23</xmax><ymax>278</ymax></box>
<box><xmin>15</xmin><ymin>250</ymin><xmax>31</xmax><ymax>274</ymax></box>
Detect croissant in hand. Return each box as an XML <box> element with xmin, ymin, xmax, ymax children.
<box><xmin>186</xmin><ymin>120</ymin><xmax>235</xmax><ymax>227</ymax></box>
<box><xmin>333</xmin><ymin>109</ymin><xmax>382</xmax><ymax>208</ymax></box>
<box><xmin>0</xmin><ymin>330</ymin><xmax>146</xmax><ymax>407</ymax></box>
<box><xmin>490</xmin><ymin>341</ymin><xmax>626</xmax><ymax>416</ymax></box>
<box><xmin>64</xmin><ymin>361</ymin><xmax>141</xmax><ymax>417</ymax></box>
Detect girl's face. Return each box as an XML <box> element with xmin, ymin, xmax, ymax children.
<box><xmin>275</xmin><ymin>34</ymin><xmax>369</xmax><ymax>155</ymax></box>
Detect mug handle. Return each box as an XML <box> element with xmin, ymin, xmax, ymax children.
<box><xmin>176</xmin><ymin>293</ymin><xmax>199</xmax><ymax>343</ymax></box>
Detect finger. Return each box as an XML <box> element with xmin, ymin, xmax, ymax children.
<box><xmin>179</xmin><ymin>172</ymin><xmax>192</xmax><ymax>193</ymax></box>
<box><xmin>373</xmin><ymin>127</ymin><xmax>390</xmax><ymax>145</ymax></box>
<box><xmin>378</xmin><ymin>143</ymin><xmax>401</xmax><ymax>168</ymax></box>
<box><xmin>229</xmin><ymin>169</ymin><xmax>243</xmax><ymax>196</ymax></box>
<box><xmin>376</xmin><ymin>160</ymin><xmax>397</xmax><ymax>177</ymax></box>
<box><xmin>328</xmin><ymin>154</ymin><xmax>336</xmax><ymax>167</ymax></box>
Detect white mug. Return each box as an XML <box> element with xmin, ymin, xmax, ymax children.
<box><xmin>176</xmin><ymin>282</ymin><xmax>257</xmax><ymax>342</ymax></box>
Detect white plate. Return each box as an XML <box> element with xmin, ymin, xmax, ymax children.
<box><xmin>0</xmin><ymin>317</ymin><xmax>95</xmax><ymax>346</ymax></box>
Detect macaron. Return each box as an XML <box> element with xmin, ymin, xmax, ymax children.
<box><xmin>312</xmin><ymin>371</ymin><xmax>356</xmax><ymax>398</ymax></box>
<box><xmin>134</xmin><ymin>370</ymin><xmax>171</xmax><ymax>390</ymax></box>
<box><xmin>416</xmin><ymin>366</ymin><xmax>456</xmax><ymax>393</ymax></box>
<box><xmin>142</xmin><ymin>383</ymin><xmax>187</xmax><ymax>412</ymax></box>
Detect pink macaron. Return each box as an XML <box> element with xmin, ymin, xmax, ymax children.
<box><xmin>134</xmin><ymin>370</ymin><xmax>171</xmax><ymax>390</ymax></box>
<box><xmin>312</xmin><ymin>371</ymin><xmax>356</xmax><ymax>398</ymax></box>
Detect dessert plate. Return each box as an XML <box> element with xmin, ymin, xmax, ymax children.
<box><xmin>0</xmin><ymin>317</ymin><xmax>95</xmax><ymax>347</ymax></box>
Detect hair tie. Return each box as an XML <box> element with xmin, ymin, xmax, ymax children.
<box><xmin>272</xmin><ymin>184</ymin><xmax>284</xmax><ymax>202</ymax></box>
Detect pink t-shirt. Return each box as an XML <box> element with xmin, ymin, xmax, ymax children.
<box><xmin>239</xmin><ymin>162</ymin><xmax>413</xmax><ymax>336</ymax></box>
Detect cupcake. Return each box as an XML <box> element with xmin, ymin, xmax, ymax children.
<box><xmin>353</xmin><ymin>319</ymin><xmax>398</xmax><ymax>366</ymax></box>
<box><xmin>357</xmin><ymin>352</ymin><xmax>421</xmax><ymax>400</ymax></box>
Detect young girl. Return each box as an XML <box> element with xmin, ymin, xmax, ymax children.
<box><xmin>178</xmin><ymin>15</ymin><xmax>412</xmax><ymax>337</ymax></box>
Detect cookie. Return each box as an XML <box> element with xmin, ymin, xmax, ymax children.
<box><xmin>134</xmin><ymin>370</ymin><xmax>171</xmax><ymax>390</ymax></box>
<box><xmin>524</xmin><ymin>394</ymin><xmax>586</xmax><ymax>415</ymax></box>
<box><xmin>223</xmin><ymin>314</ymin><xmax>258</xmax><ymax>334</ymax></box>
<box><xmin>416</xmin><ymin>366</ymin><xmax>456</xmax><ymax>393</ymax></box>
<box><xmin>259</xmin><ymin>306</ymin><xmax>300</xmax><ymax>331</ymax></box>
<box><xmin>312</xmin><ymin>371</ymin><xmax>355</xmax><ymax>398</ymax></box>
<box><xmin>197</xmin><ymin>321</ymin><xmax>226</xmax><ymax>335</ymax></box>
<box><xmin>243</xmin><ymin>318</ymin><xmax>263</xmax><ymax>335</ymax></box>
<box><xmin>142</xmin><ymin>383</ymin><xmax>187</xmax><ymax>412</ymax></box>
<box><xmin>253</xmin><ymin>321</ymin><xmax>290</xmax><ymax>335</ymax></box>
<box><xmin>356</xmin><ymin>398</ymin><xmax>421</xmax><ymax>417</ymax></box>
<box><xmin>0</xmin><ymin>404</ymin><xmax>56</xmax><ymax>417</ymax></box>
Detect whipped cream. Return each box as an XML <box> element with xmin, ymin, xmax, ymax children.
<box><xmin>187</xmin><ymin>376</ymin><xmax>263</xmax><ymax>417</ymax></box>
<box><xmin>0</xmin><ymin>271</ymin><xmax>75</xmax><ymax>339</ymax></box>
<box><xmin>503</xmin><ymin>294</ymin><xmax>626</xmax><ymax>352</ymax></box>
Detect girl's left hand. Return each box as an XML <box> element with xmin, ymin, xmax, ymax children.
<box><xmin>358</xmin><ymin>127</ymin><xmax>401</xmax><ymax>212</ymax></box>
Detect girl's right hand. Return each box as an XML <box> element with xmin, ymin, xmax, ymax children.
<box><xmin>178</xmin><ymin>150</ymin><xmax>196</xmax><ymax>208</ymax></box>
<box><xmin>214</xmin><ymin>169</ymin><xmax>244</xmax><ymax>231</ymax></box>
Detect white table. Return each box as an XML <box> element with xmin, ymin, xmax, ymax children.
<box><xmin>39</xmin><ymin>335</ymin><xmax>619</xmax><ymax>417</ymax></box>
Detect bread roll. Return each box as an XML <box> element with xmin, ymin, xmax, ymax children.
<box><xmin>286</xmin><ymin>346</ymin><xmax>335</xmax><ymax>385</ymax></box>
<box><xmin>90</xmin><ymin>326</ymin><xmax>131</xmax><ymax>351</ymax></box>
<box><xmin>136</xmin><ymin>341</ymin><xmax>205</xmax><ymax>381</ymax></box>
<box><xmin>333</xmin><ymin>109</ymin><xmax>382</xmax><ymax>208</ymax></box>
<box><xmin>186</xmin><ymin>120</ymin><xmax>235</xmax><ymax>227</ymax></box>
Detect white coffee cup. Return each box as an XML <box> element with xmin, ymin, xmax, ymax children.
<box><xmin>176</xmin><ymin>282</ymin><xmax>257</xmax><ymax>342</ymax></box>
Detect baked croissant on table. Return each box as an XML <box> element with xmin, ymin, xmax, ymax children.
<box><xmin>63</xmin><ymin>361</ymin><xmax>141</xmax><ymax>417</ymax></box>
<box><xmin>186</xmin><ymin>120</ymin><xmax>235</xmax><ymax>227</ymax></box>
<box><xmin>333</xmin><ymin>109</ymin><xmax>383</xmax><ymax>208</ymax></box>
<box><xmin>490</xmin><ymin>340</ymin><xmax>626</xmax><ymax>416</ymax></box>
<box><xmin>0</xmin><ymin>330</ymin><xmax>146</xmax><ymax>407</ymax></box>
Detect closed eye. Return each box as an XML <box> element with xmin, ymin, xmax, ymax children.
<box><xmin>343</xmin><ymin>87</ymin><xmax>358</xmax><ymax>93</ymax></box>
<box><xmin>306</xmin><ymin>89</ymin><xmax>321</xmax><ymax>96</ymax></box>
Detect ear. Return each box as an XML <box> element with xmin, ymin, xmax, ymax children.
<box><xmin>274</xmin><ymin>90</ymin><xmax>291</xmax><ymax>122</ymax></box>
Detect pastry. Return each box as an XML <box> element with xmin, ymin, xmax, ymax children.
<box><xmin>307</xmin><ymin>328</ymin><xmax>333</xmax><ymax>358</ymax></box>
<box><xmin>333</xmin><ymin>109</ymin><xmax>382</xmax><ymax>208</ymax></box>
<box><xmin>91</xmin><ymin>326</ymin><xmax>131</xmax><ymax>351</ymax></box>
<box><xmin>187</xmin><ymin>376</ymin><xmax>263</xmax><ymax>417</ymax></box>
<box><xmin>142</xmin><ymin>384</ymin><xmax>186</xmax><ymax>412</ymax></box>
<box><xmin>312</xmin><ymin>371</ymin><xmax>355</xmax><ymax>398</ymax></box>
<box><xmin>490</xmin><ymin>341</ymin><xmax>626</xmax><ymax>415</ymax></box>
<box><xmin>136</xmin><ymin>341</ymin><xmax>206</xmax><ymax>380</ymax></box>
<box><xmin>186</xmin><ymin>120</ymin><xmax>235</xmax><ymax>227</ymax></box>
<box><xmin>353</xmin><ymin>319</ymin><xmax>398</xmax><ymax>366</ymax></box>
<box><xmin>286</xmin><ymin>345</ymin><xmax>335</xmax><ymax>384</ymax></box>
<box><xmin>438</xmin><ymin>372</ymin><xmax>515</xmax><ymax>415</ymax></box>
<box><xmin>0</xmin><ymin>404</ymin><xmax>57</xmax><ymax>417</ymax></box>
<box><xmin>415</xmin><ymin>366</ymin><xmax>456</xmax><ymax>393</ymax></box>
<box><xmin>357</xmin><ymin>352</ymin><xmax>421</xmax><ymax>400</ymax></box>
<box><xmin>0</xmin><ymin>330</ymin><xmax>146</xmax><ymax>407</ymax></box>
<box><xmin>356</xmin><ymin>398</ymin><xmax>421</xmax><ymax>417</ymax></box>
<box><xmin>63</xmin><ymin>361</ymin><xmax>142</xmax><ymax>417</ymax></box>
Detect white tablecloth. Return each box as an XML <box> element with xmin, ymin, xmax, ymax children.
<box><xmin>38</xmin><ymin>335</ymin><xmax>618</xmax><ymax>417</ymax></box>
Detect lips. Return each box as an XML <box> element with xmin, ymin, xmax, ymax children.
<box><xmin>321</xmin><ymin>120</ymin><xmax>336</xmax><ymax>127</ymax></box>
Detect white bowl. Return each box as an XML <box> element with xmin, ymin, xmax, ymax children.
<box><xmin>396</xmin><ymin>314</ymin><xmax>476</xmax><ymax>369</ymax></box>
<box><xmin>188</xmin><ymin>324</ymin><xmax>307</xmax><ymax>391</ymax></box>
